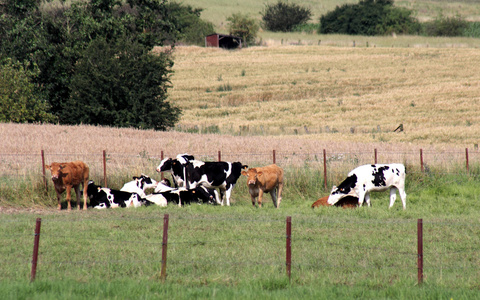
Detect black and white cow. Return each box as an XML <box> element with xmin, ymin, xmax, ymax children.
<box><xmin>120</xmin><ymin>174</ymin><xmax>157</xmax><ymax>197</ymax></box>
<box><xmin>327</xmin><ymin>164</ymin><xmax>407</xmax><ymax>209</ymax></box>
<box><xmin>156</xmin><ymin>154</ymin><xmax>247</xmax><ymax>206</ymax></box>
<box><xmin>146</xmin><ymin>186</ymin><xmax>217</xmax><ymax>207</ymax></box>
<box><xmin>87</xmin><ymin>181</ymin><xmax>147</xmax><ymax>209</ymax></box>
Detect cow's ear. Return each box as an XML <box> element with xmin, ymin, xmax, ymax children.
<box><xmin>45</xmin><ymin>164</ymin><xmax>50</xmax><ymax>170</ymax></box>
<box><xmin>241</xmin><ymin>170</ymin><xmax>247</xmax><ymax>176</ymax></box>
<box><xmin>257</xmin><ymin>171</ymin><xmax>263</xmax><ymax>177</ymax></box>
<box><xmin>59</xmin><ymin>164</ymin><xmax>66</xmax><ymax>169</ymax></box>
<box><xmin>331</xmin><ymin>185</ymin><xmax>337</xmax><ymax>192</ymax></box>
<box><xmin>133</xmin><ymin>176</ymin><xmax>139</xmax><ymax>180</ymax></box>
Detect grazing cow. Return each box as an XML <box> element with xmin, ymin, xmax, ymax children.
<box><xmin>45</xmin><ymin>161</ymin><xmax>89</xmax><ymax>210</ymax></box>
<box><xmin>311</xmin><ymin>195</ymin><xmax>358</xmax><ymax>209</ymax></box>
<box><xmin>120</xmin><ymin>174</ymin><xmax>158</xmax><ymax>197</ymax></box>
<box><xmin>241</xmin><ymin>164</ymin><xmax>284</xmax><ymax>208</ymax></box>
<box><xmin>327</xmin><ymin>164</ymin><xmax>407</xmax><ymax>209</ymax></box>
<box><xmin>156</xmin><ymin>155</ymin><xmax>247</xmax><ymax>206</ymax></box>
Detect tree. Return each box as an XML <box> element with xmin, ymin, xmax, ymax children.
<box><xmin>261</xmin><ymin>1</ymin><xmax>312</xmax><ymax>32</ymax></box>
<box><xmin>226</xmin><ymin>13</ymin><xmax>259</xmax><ymax>46</ymax></box>
<box><xmin>65</xmin><ymin>37</ymin><xmax>180</xmax><ymax>130</ymax></box>
<box><xmin>0</xmin><ymin>58</ymin><xmax>56</xmax><ymax>123</ymax></box>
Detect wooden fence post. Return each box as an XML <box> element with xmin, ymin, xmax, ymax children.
<box><xmin>31</xmin><ymin>218</ymin><xmax>42</xmax><ymax>282</ymax></box>
<box><xmin>218</xmin><ymin>150</ymin><xmax>221</xmax><ymax>162</ymax></box>
<box><xmin>466</xmin><ymin>148</ymin><xmax>469</xmax><ymax>172</ymax></box>
<box><xmin>273</xmin><ymin>150</ymin><xmax>276</xmax><ymax>164</ymax></box>
<box><xmin>160</xmin><ymin>214</ymin><xmax>169</xmax><ymax>282</ymax></box>
<box><xmin>103</xmin><ymin>150</ymin><xmax>107</xmax><ymax>187</ymax></box>
<box><xmin>286</xmin><ymin>216</ymin><xmax>292</xmax><ymax>282</ymax></box>
<box><xmin>420</xmin><ymin>149</ymin><xmax>424</xmax><ymax>173</ymax></box>
<box><xmin>160</xmin><ymin>150</ymin><xmax>164</xmax><ymax>180</ymax></box>
<box><xmin>41</xmin><ymin>150</ymin><xmax>47</xmax><ymax>193</ymax></box>
<box><xmin>323</xmin><ymin>149</ymin><xmax>327</xmax><ymax>190</ymax></box>
<box><xmin>374</xmin><ymin>148</ymin><xmax>378</xmax><ymax>164</ymax></box>
<box><xmin>417</xmin><ymin>219</ymin><xmax>423</xmax><ymax>285</ymax></box>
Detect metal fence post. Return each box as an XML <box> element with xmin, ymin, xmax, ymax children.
<box><xmin>160</xmin><ymin>214</ymin><xmax>169</xmax><ymax>282</ymax></box>
<box><xmin>41</xmin><ymin>150</ymin><xmax>48</xmax><ymax>193</ymax></box>
<box><xmin>417</xmin><ymin>219</ymin><xmax>423</xmax><ymax>285</ymax></box>
<box><xmin>323</xmin><ymin>149</ymin><xmax>327</xmax><ymax>190</ymax></box>
<box><xmin>103</xmin><ymin>150</ymin><xmax>107</xmax><ymax>187</ymax></box>
<box><xmin>286</xmin><ymin>216</ymin><xmax>292</xmax><ymax>282</ymax></box>
<box><xmin>31</xmin><ymin>218</ymin><xmax>42</xmax><ymax>282</ymax></box>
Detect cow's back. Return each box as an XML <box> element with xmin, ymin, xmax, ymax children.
<box><xmin>257</xmin><ymin>164</ymin><xmax>283</xmax><ymax>191</ymax></box>
<box><xmin>63</xmin><ymin>161</ymin><xmax>89</xmax><ymax>185</ymax></box>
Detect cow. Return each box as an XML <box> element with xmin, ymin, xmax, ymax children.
<box><xmin>311</xmin><ymin>195</ymin><xmax>359</xmax><ymax>209</ymax></box>
<box><xmin>146</xmin><ymin>186</ymin><xmax>217</xmax><ymax>207</ymax></box>
<box><xmin>241</xmin><ymin>164</ymin><xmax>284</xmax><ymax>208</ymax></box>
<box><xmin>156</xmin><ymin>154</ymin><xmax>247</xmax><ymax>206</ymax></box>
<box><xmin>327</xmin><ymin>164</ymin><xmax>407</xmax><ymax>209</ymax></box>
<box><xmin>120</xmin><ymin>174</ymin><xmax>158</xmax><ymax>197</ymax></box>
<box><xmin>45</xmin><ymin>161</ymin><xmax>89</xmax><ymax>210</ymax></box>
<box><xmin>87</xmin><ymin>181</ymin><xmax>147</xmax><ymax>209</ymax></box>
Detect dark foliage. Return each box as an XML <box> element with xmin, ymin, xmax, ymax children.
<box><xmin>319</xmin><ymin>0</ymin><xmax>419</xmax><ymax>35</ymax></box>
<box><xmin>422</xmin><ymin>15</ymin><xmax>469</xmax><ymax>37</ymax></box>
<box><xmin>262</xmin><ymin>1</ymin><xmax>312</xmax><ymax>32</ymax></box>
<box><xmin>0</xmin><ymin>0</ymin><xmax>199</xmax><ymax>129</ymax></box>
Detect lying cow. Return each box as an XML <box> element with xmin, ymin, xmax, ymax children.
<box><xmin>120</xmin><ymin>174</ymin><xmax>158</xmax><ymax>197</ymax></box>
<box><xmin>156</xmin><ymin>154</ymin><xmax>246</xmax><ymax>206</ymax></box>
<box><xmin>45</xmin><ymin>161</ymin><xmax>89</xmax><ymax>210</ymax></box>
<box><xmin>87</xmin><ymin>180</ymin><xmax>147</xmax><ymax>209</ymax></box>
<box><xmin>311</xmin><ymin>195</ymin><xmax>358</xmax><ymax>209</ymax></box>
<box><xmin>241</xmin><ymin>164</ymin><xmax>284</xmax><ymax>208</ymax></box>
<box><xmin>327</xmin><ymin>164</ymin><xmax>407</xmax><ymax>209</ymax></box>
<box><xmin>147</xmin><ymin>186</ymin><xmax>217</xmax><ymax>207</ymax></box>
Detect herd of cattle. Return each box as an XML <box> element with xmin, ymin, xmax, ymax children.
<box><xmin>45</xmin><ymin>153</ymin><xmax>407</xmax><ymax>210</ymax></box>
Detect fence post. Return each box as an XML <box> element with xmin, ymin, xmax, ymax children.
<box><xmin>218</xmin><ymin>150</ymin><xmax>221</xmax><ymax>162</ymax></box>
<box><xmin>286</xmin><ymin>216</ymin><xmax>292</xmax><ymax>282</ymax></box>
<box><xmin>323</xmin><ymin>149</ymin><xmax>327</xmax><ymax>190</ymax></box>
<box><xmin>420</xmin><ymin>149</ymin><xmax>424</xmax><ymax>173</ymax></box>
<box><xmin>374</xmin><ymin>148</ymin><xmax>378</xmax><ymax>164</ymax></box>
<box><xmin>417</xmin><ymin>218</ymin><xmax>423</xmax><ymax>285</ymax></box>
<box><xmin>41</xmin><ymin>150</ymin><xmax>48</xmax><ymax>193</ymax></box>
<box><xmin>160</xmin><ymin>214</ymin><xmax>169</xmax><ymax>282</ymax></box>
<box><xmin>31</xmin><ymin>218</ymin><xmax>42</xmax><ymax>282</ymax></box>
<box><xmin>273</xmin><ymin>150</ymin><xmax>276</xmax><ymax>165</ymax></box>
<box><xmin>160</xmin><ymin>150</ymin><xmax>164</xmax><ymax>180</ymax></box>
<box><xmin>466</xmin><ymin>148</ymin><xmax>469</xmax><ymax>172</ymax></box>
<box><xmin>103</xmin><ymin>150</ymin><xmax>107</xmax><ymax>187</ymax></box>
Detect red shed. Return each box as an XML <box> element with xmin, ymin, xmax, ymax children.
<box><xmin>205</xmin><ymin>34</ymin><xmax>242</xmax><ymax>49</ymax></box>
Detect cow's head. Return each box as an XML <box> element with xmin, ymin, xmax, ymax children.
<box><xmin>327</xmin><ymin>174</ymin><xmax>359</xmax><ymax>205</ymax></box>
<box><xmin>45</xmin><ymin>162</ymin><xmax>66</xmax><ymax>180</ymax></box>
<box><xmin>134</xmin><ymin>174</ymin><xmax>158</xmax><ymax>190</ymax></box>
<box><xmin>156</xmin><ymin>158</ymin><xmax>173</xmax><ymax>173</ymax></box>
<box><xmin>241</xmin><ymin>168</ymin><xmax>260</xmax><ymax>186</ymax></box>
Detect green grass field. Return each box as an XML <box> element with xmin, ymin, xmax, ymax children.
<box><xmin>1</xmin><ymin>170</ymin><xmax>480</xmax><ymax>299</ymax></box>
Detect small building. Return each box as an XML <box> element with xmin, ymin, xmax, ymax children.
<box><xmin>205</xmin><ymin>34</ymin><xmax>242</xmax><ymax>49</ymax></box>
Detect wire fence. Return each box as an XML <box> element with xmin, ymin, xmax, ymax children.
<box><xmin>1</xmin><ymin>215</ymin><xmax>479</xmax><ymax>287</ymax></box>
<box><xmin>1</xmin><ymin>148</ymin><xmax>480</xmax><ymax>190</ymax></box>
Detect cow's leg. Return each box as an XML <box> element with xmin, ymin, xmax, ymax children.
<box><xmin>364</xmin><ymin>193</ymin><xmax>371</xmax><ymax>207</ymax></box>
<box><xmin>357</xmin><ymin>191</ymin><xmax>366</xmax><ymax>207</ymax></box>
<box><xmin>82</xmin><ymin>181</ymin><xmax>88</xmax><ymax>210</ymax></box>
<box><xmin>74</xmin><ymin>185</ymin><xmax>81</xmax><ymax>210</ymax></box>
<box><xmin>399</xmin><ymin>188</ymin><xmax>407</xmax><ymax>210</ymax></box>
<box><xmin>65</xmin><ymin>185</ymin><xmax>72</xmax><ymax>210</ymax></box>
<box><xmin>270</xmin><ymin>188</ymin><xmax>278</xmax><ymax>208</ymax></box>
<box><xmin>219</xmin><ymin>188</ymin><xmax>226</xmax><ymax>206</ymax></box>
<box><xmin>251</xmin><ymin>195</ymin><xmax>257</xmax><ymax>207</ymax></box>
<box><xmin>389</xmin><ymin>187</ymin><xmax>398</xmax><ymax>208</ymax></box>
<box><xmin>225</xmin><ymin>187</ymin><xmax>233</xmax><ymax>206</ymax></box>
<box><xmin>277</xmin><ymin>182</ymin><xmax>283</xmax><ymax>207</ymax></box>
<box><xmin>55</xmin><ymin>190</ymin><xmax>62</xmax><ymax>210</ymax></box>
<box><xmin>257</xmin><ymin>189</ymin><xmax>264</xmax><ymax>208</ymax></box>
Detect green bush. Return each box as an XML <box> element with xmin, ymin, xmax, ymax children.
<box><xmin>226</xmin><ymin>13</ymin><xmax>259</xmax><ymax>46</ymax></box>
<box><xmin>319</xmin><ymin>0</ymin><xmax>419</xmax><ymax>35</ymax></box>
<box><xmin>261</xmin><ymin>1</ymin><xmax>312</xmax><ymax>32</ymax></box>
<box><xmin>463</xmin><ymin>22</ymin><xmax>480</xmax><ymax>38</ymax></box>
<box><xmin>422</xmin><ymin>15</ymin><xmax>469</xmax><ymax>37</ymax></box>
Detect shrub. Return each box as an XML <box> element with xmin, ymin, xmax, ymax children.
<box><xmin>261</xmin><ymin>1</ymin><xmax>312</xmax><ymax>32</ymax></box>
<box><xmin>319</xmin><ymin>0</ymin><xmax>419</xmax><ymax>35</ymax></box>
<box><xmin>226</xmin><ymin>13</ymin><xmax>259</xmax><ymax>46</ymax></box>
<box><xmin>463</xmin><ymin>22</ymin><xmax>480</xmax><ymax>38</ymax></box>
<box><xmin>422</xmin><ymin>15</ymin><xmax>469</xmax><ymax>37</ymax></box>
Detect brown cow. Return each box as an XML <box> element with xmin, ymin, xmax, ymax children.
<box><xmin>311</xmin><ymin>195</ymin><xmax>358</xmax><ymax>209</ymax></box>
<box><xmin>241</xmin><ymin>164</ymin><xmax>284</xmax><ymax>208</ymax></box>
<box><xmin>45</xmin><ymin>161</ymin><xmax>89</xmax><ymax>210</ymax></box>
